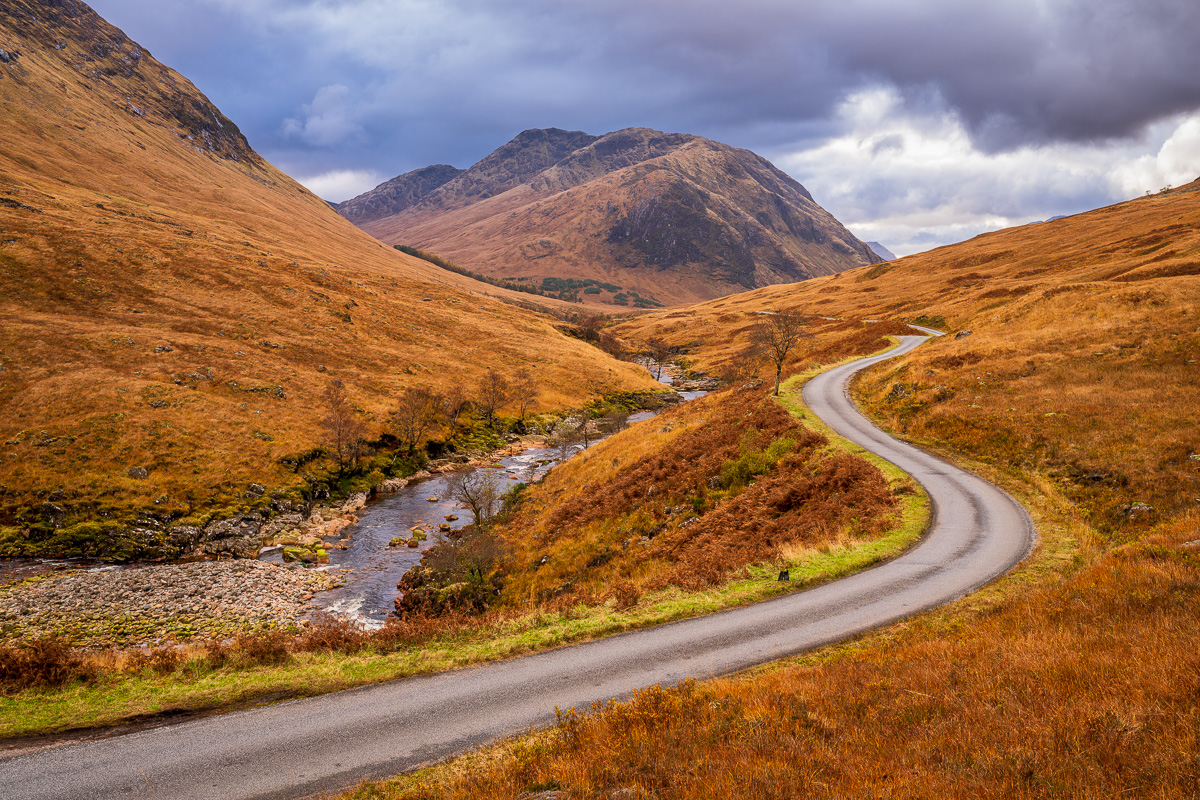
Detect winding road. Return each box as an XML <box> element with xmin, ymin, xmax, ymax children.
<box><xmin>0</xmin><ymin>334</ymin><xmax>1035</xmax><ymax>800</ymax></box>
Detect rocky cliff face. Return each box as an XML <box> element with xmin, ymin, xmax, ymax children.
<box><xmin>1</xmin><ymin>0</ymin><xmax>260</xmax><ymax>164</ymax></box>
<box><xmin>342</xmin><ymin>127</ymin><xmax>879</xmax><ymax>306</ymax></box>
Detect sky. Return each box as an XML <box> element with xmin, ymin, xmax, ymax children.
<box><xmin>88</xmin><ymin>0</ymin><xmax>1200</xmax><ymax>256</ymax></box>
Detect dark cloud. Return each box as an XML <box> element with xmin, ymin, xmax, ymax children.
<box><xmin>83</xmin><ymin>0</ymin><xmax>1200</xmax><ymax>251</ymax></box>
<box><xmin>88</xmin><ymin>0</ymin><xmax>1200</xmax><ymax>164</ymax></box>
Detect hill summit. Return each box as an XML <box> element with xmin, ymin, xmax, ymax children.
<box><xmin>340</xmin><ymin>128</ymin><xmax>880</xmax><ymax>306</ymax></box>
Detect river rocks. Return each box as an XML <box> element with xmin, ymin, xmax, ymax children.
<box><xmin>201</xmin><ymin>513</ymin><xmax>266</xmax><ymax>558</ymax></box>
<box><xmin>341</xmin><ymin>492</ymin><xmax>368</xmax><ymax>514</ymax></box>
<box><xmin>0</xmin><ymin>560</ymin><xmax>344</xmax><ymax>647</ymax></box>
<box><xmin>674</xmin><ymin>376</ymin><xmax>721</xmax><ymax>392</ymax></box>
<box><xmin>377</xmin><ymin>477</ymin><xmax>410</xmax><ymax>494</ymax></box>
<box><xmin>40</xmin><ymin>502</ymin><xmax>66</xmax><ymax>528</ymax></box>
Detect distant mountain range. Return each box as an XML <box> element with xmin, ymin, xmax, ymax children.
<box><xmin>339</xmin><ymin>128</ymin><xmax>880</xmax><ymax>307</ymax></box>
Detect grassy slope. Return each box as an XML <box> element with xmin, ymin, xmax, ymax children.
<box><xmin>0</xmin><ymin>352</ymin><xmax>928</xmax><ymax>738</ymax></box>
<box><xmin>331</xmin><ymin>184</ymin><xmax>1200</xmax><ymax>796</ymax></box>
<box><xmin>0</xmin><ymin>2</ymin><xmax>660</xmax><ymax>535</ymax></box>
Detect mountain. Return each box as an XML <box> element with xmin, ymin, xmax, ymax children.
<box><xmin>0</xmin><ymin>0</ymin><xmax>659</xmax><ymax>558</ymax></box>
<box><xmin>866</xmin><ymin>241</ymin><xmax>896</xmax><ymax>261</ymax></box>
<box><xmin>339</xmin><ymin>128</ymin><xmax>880</xmax><ymax>307</ymax></box>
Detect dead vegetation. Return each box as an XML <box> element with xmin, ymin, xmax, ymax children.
<box><xmin>351</xmin><ymin>522</ymin><xmax>1200</xmax><ymax>800</ymax></box>
<box><xmin>330</xmin><ymin>180</ymin><xmax>1200</xmax><ymax>798</ymax></box>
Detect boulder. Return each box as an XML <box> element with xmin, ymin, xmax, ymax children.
<box><xmin>955</xmin><ymin>330</ymin><xmax>972</xmax><ymax>339</ymax></box>
<box><xmin>127</xmin><ymin>466</ymin><xmax>149</xmax><ymax>480</ymax></box>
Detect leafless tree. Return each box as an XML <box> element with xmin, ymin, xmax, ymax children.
<box><xmin>576</xmin><ymin>312</ymin><xmax>604</xmax><ymax>342</ymax></box>
<box><xmin>442</xmin><ymin>381</ymin><xmax>471</xmax><ymax>431</ymax></box>
<box><xmin>391</xmin><ymin>385</ymin><xmax>444</xmax><ymax>453</ymax></box>
<box><xmin>554</xmin><ymin>426</ymin><xmax>582</xmax><ymax>465</ymax></box>
<box><xmin>511</xmin><ymin>368</ymin><xmax>539</xmax><ymax>423</ymax></box>
<box><xmin>598</xmin><ymin>331</ymin><xmax>627</xmax><ymax>360</ymax></box>
<box><xmin>477</xmin><ymin>369</ymin><xmax>510</xmax><ymax>427</ymax></box>
<box><xmin>321</xmin><ymin>380</ymin><xmax>366</xmax><ymax>474</ymax></box>
<box><xmin>640</xmin><ymin>337</ymin><xmax>672</xmax><ymax>380</ymax></box>
<box><xmin>603</xmin><ymin>406</ymin><xmax>631</xmax><ymax>434</ymax></box>
<box><xmin>751</xmin><ymin>312</ymin><xmax>810</xmax><ymax>397</ymax></box>
<box><xmin>449</xmin><ymin>468</ymin><xmax>503</xmax><ymax>529</ymax></box>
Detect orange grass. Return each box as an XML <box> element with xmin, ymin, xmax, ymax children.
<box><xmin>0</xmin><ymin>3</ymin><xmax>659</xmax><ymax>528</ymax></box>
<box><xmin>492</xmin><ymin>367</ymin><xmax>901</xmax><ymax>606</ymax></box>
<box><xmin>339</xmin><ymin>518</ymin><xmax>1200</xmax><ymax>800</ymax></box>
<box><xmin>616</xmin><ymin>180</ymin><xmax>1200</xmax><ymax>542</ymax></box>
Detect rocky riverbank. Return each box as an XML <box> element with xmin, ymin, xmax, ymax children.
<box><xmin>0</xmin><ymin>561</ymin><xmax>345</xmax><ymax>648</ymax></box>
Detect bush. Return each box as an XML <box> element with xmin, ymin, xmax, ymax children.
<box><xmin>0</xmin><ymin>636</ymin><xmax>94</xmax><ymax>691</ymax></box>
<box><xmin>233</xmin><ymin>628</ymin><xmax>291</xmax><ymax>666</ymax></box>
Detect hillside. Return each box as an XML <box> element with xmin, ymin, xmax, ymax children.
<box><xmin>615</xmin><ymin>178</ymin><xmax>1200</xmax><ymax>537</ymax></box>
<box><xmin>340</xmin><ymin>127</ymin><xmax>880</xmax><ymax>307</ymax></box>
<box><xmin>0</xmin><ymin>0</ymin><xmax>660</xmax><ymax>559</ymax></box>
<box><xmin>333</xmin><ymin>181</ymin><xmax>1200</xmax><ymax>800</ymax></box>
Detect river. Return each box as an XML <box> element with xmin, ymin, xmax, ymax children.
<box><xmin>294</xmin><ymin>369</ymin><xmax>702</xmax><ymax>627</ymax></box>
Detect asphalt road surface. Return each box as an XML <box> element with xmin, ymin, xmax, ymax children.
<box><xmin>0</xmin><ymin>334</ymin><xmax>1035</xmax><ymax>800</ymax></box>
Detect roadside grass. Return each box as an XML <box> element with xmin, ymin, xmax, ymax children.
<box><xmin>0</xmin><ymin>349</ymin><xmax>929</xmax><ymax>739</ymax></box>
<box><xmin>327</xmin><ymin>360</ymin><xmax>1199</xmax><ymax>800</ymax></box>
<box><xmin>343</xmin><ymin>519</ymin><xmax>1200</xmax><ymax>799</ymax></box>
<box><xmin>0</xmin><ymin>518</ymin><xmax>922</xmax><ymax>740</ymax></box>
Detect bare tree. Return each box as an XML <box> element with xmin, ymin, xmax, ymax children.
<box><xmin>391</xmin><ymin>385</ymin><xmax>444</xmax><ymax>453</ymax></box>
<box><xmin>598</xmin><ymin>331</ymin><xmax>626</xmax><ymax>360</ymax></box>
<box><xmin>477</xmin><ymin>369</ymin><xmax>510</xmax><ymax>427</ymax></box>
<box><xmin>751</xmin><ymin>312</ymin><xmax>810</xmax><ymax>397</ymax></box>
<box><xmin>577</xmin><ymin>408</ymin><xmax>594</xmax><ymax>448</ymax></box>
<box><xmin>554</xmin><ymin>426</ymin><xmax>582</xmax><ymax>465</ymax></box>
<box><xmin>603</xmin><ymin>406</ymin><xmax>631</xmax><ymax>434</ymax></box>
<box><xmin>640</xmin><ymin>337</ymin><xmax>672</xmax><ymax>380</ymax></box>
<box><xmin>449</xmin><ymin>468</ymin><xmax>503</xmax><ymax>529</ymax></box>
<box><xmin>321</xmin><ymin>380</ymin><xmax>366</xmax><ymax>474</ymax></box>
<box><xmin>511</xmin><ymin>368</ymin><xmax>539</xmax><ymax>424</ymax></box>
<box><xmin>576</xmin><ymin>312</ymin><xmax>603</xmax><ymax>342</ymax></box>
<box><xmin>443</xmin><ymin>381</ymin><xmax>471</xmax><ymax>431</ymax></box>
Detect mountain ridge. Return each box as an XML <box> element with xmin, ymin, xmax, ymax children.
<box><xmin>340</xmin><ymin>127</ymin><xmax>879</xmax><ymax>306</ymax></box>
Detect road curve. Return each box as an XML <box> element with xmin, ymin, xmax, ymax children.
<box><xmin>0</xmin><ymin>335</ymin><xmax>1034</xmax><ymax>800</ymax></box>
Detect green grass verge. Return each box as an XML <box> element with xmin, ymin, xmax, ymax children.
<box><xmin>0</xmin><ymin>345</ymin><xmax>930</xmax><ymax>740</ymax></box>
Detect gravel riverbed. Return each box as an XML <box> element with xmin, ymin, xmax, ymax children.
<box><xmin>0</xmin><ymin>561</ymin><xmax>346</xmax><ymax>648</ymax></box>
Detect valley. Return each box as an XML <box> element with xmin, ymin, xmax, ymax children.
<box><xmin>1</xmin><ymin>1</ymin><xmax>1199</xmax><ymax>798</ymax></box>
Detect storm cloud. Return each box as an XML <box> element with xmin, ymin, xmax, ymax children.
<box><xmin>87</xmin><ymin>0</ymin><xmax>1200</xmax><ymax>254</ymax></box>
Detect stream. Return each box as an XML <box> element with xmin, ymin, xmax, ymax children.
<box><xmin>290</xmin><ymin>368</ymin><xmax>704</xmax><ymax>627</ymax></box>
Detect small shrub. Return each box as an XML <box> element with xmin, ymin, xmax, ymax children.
<box><xmin>295</xmin><ymin>614</ymin><xmax>368</xmax><ymax>654</ymax></box>
<box><xmin>0</xmin><ymin>636</ymin><xmax>94</xmax><ymax>690</ymax></box>
<box><xmin>233</xmin><ymin>628</ymin><xmax>291</xmax><ymax>666</ymax></box>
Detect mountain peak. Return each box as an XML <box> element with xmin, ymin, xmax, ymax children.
<box><xmin>342</xmin><ymin>126</ymin><xmax>879</xmax><ymax>306</ymax></box>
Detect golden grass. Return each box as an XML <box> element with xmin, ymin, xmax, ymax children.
<box><xmin>616</xmin><ymin>180</ymin><xmax>1200</xmax><ymax>542</ymax></box>
<box><xmin>490</xmin><ymin>335</ymin><xmax>918</xmax><ymax>606</ymax></box>
<box><xmin>327</xmin><ymin>178</ymin><xmax>1200</xmax><ymax>799</ymax></box>
<box><xmin>0</xmin><ymin>4</ymin><xmax>660</xmax><ymax>527</ymax></box>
